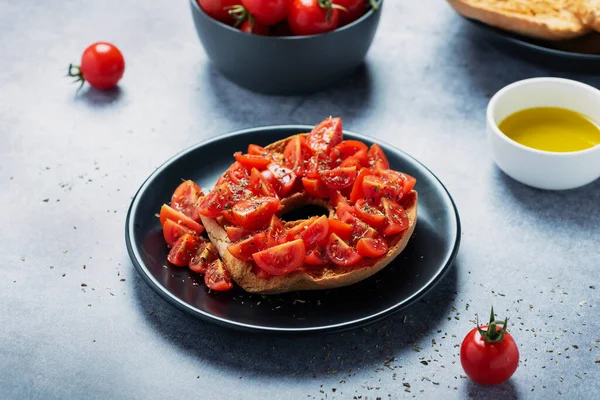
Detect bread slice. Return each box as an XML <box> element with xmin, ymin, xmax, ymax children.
<box><xmin>199</xmin><ymin>134</ymin><xmax>418</xmax><ymax>294</ymax></box>
<box><xmin>447</xmin><ymin>0</ymin><xmax>592</xmax><ymax>40</ymax></box>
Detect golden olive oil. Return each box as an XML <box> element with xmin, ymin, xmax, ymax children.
<box><xmin>498</xmin><ymin>107</ymin><xmax>600</xmax><ymax>152</ymax></box>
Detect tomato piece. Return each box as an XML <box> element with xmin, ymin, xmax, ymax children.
<box><xmin>189</xmin><ymin>241</ymin><xmax>219</xmax><ymax>274</ymax></box>
<box><xmin>253</xmin><ymin>239</ymin><xmax>306</xmax><ymax>276</ymax></box>
<box><xmin>227</xmin><ymin>232</ymin><xmax>268</xmax><ymax>261</ymax></box>
<box><xmin>241</xmin><ymin>0</ymin><xmax>289</xmax><ymax>25</ymax></box>
<box><xmin>349</xmin><ymin>168</ymin><xmax>371</xmax><ymax>204</ymax></box>
<box><xmin>69</xmin><ymin>42</ymin><xmax>125</xmax><ymax>90</ymax></box>
<box><xmin>362</xmin><ymin>175</ymin><xmax>403</xmax><ymax>203</ymax></box>
<box><xmin>330</xmin><ymin>140</ymin><xmax>368</xmax><ymax>164</ymax></box>
<box><xmin>354</xmin><ymin>199</ymin><xmax>386</xmax><ymax>229</ymax></box>
<box><xmin>249</xmin><ymin>168</ymin><xmax>278</xmax><ymax>198</ymax></box>
<box><xmin>283</xmin><ymin>135</ymin><xmax>310</xmax><ymax>177</ymax></box>
<box><xmin>226</xmin><ymin>225</ymin><xmax>253</xmax><ymax>242</ymax></box>
<box><xmin>352</xmin><ymin>149</ymin><xmax>370</xmax><ymax>167</ymax></box>
<box><xmin>305</xmin><ymin>154</ymin><xmax>333</xmax><ymax>179</ymax></box>
<box><xmin>239</xmin><ymin>18</ymin><xmax>269</xmax><ymax>35</ymax></box>
<box><xmin>248</xmin><ymin>144</ymin><xmax>270</xmax><ymax>157</ymax></box>
<box><xmin>228</xmin><ymin>162</ymin><xmax>251</xmax><ymax>186</ymax></box>
<box><xmin>286</xmin><ymin>217</ymin><xmax>316</xmax><ymax>239</ymax></box>
<box><xmin>266</xmin><ymin>163</ymin><xmax>297</xmax><ymax>197</ymax></box>
<box><xmin>325</xmin><ymin>233</ymin><xmax>362</xmax><ymax>267</ymax></box>
<box><xmin>334</xmin><ymin>0</ymin><xmax>367</xmax><ymax>26</ymax></box>
<box><xmin>197</xmin><ymin>184</ymin><xmax>235</xmax><ymax>218</ymax></box>
<box><xmin>162</xmin><ymin>219</ymin><xmax>196</xmax><ymax>248</ymax></box>
<box><xmin>401</xmin><ymin>173</ymin><xmax>417</xmax><ymax>196</ymax></box>
<box><xmin>320</xmin><ymin>166</ymin><xmax>357</xmax><ymax>190</ymax></box>
<box><xmin>327</xmin><ymin>219</ymin><xmax>353</xmax><ymax>241</ymax></box>
<box><xmin>341</xmin><ymin>212</ymin><xmax>378</xmax><ymax>242</ymax></box>
<box><xmin>171</xmin><ymin>180</ymin><xmax>204</xmax><ymax>221</ymax></box>
<box><xmin>167</xmin><ymin>234</ymin><xmax>201</xmax><ymax>267</ymax></box>
<box><xmin>197</xmin><ymin>0</ymin><xmax>241</xmax><ymax>23</ymax></box>
<box><xmin>339</xmin><ymin>156</ymin><xmax>362</xmax><ymax>170</ymax></box>
<box><xmin>306</xmin><ymin>117</ymin><xmax>343</xmax><ymax>154</ymax></box>
<box><xmin>302</xmin><ymin>178</ymin><xmax>329</xmax><ymax>198</ymax></box>
<box><xmin>330</xmin><ymin>191</ymin><xmax>354</xmax><ymax>219</ymax></box>
<box><xmin>289</xmin><ymin>0</ymin><xmax>341</xmax><ymax>36</ymax></box>
<box><xmin>234</xmin><ymin>152</ymin><xmax>272</xmax><ymax>170</ymax></box>
<box><xmin>299</xmin><ymin>215</ymin><xmax>329</xmax><ymax>249</ymax></box>
<box><xmin>368</xmin><ymin>144</ymin><xmax>390</xmax><ymax>171</ymax></box>
<box><xmin>379</xmin><ymin>170</ymin><xmax>417</xmax><ymax>197</ymax></box>
<box><xmin>304</xmin><ymin>247</ymin><xmax>328</xmax><ymax>266</ymax></box>
<box><xmin>381</xmin><ymin>198</ymin><xmax>409</xmax><ymax>236</ymax></box>
<box><xmin>159</xmin><ymin>204</ymin><xmax>204</xmax><ymax>234</ymax></box>
<box><xmin>265</xmin><ymin>215</ymin><xmax>287</xmax><ymax>247</ymax></box>
<box><xmin>229</xmin><ymin>196</ymin><xmax>280</xmax><ymax>230</ymax></box>
<box><xmin>356</xmin><ymin>236</ymin><xmax>389</xmax><ymax>258</ymax></box>
<box><xmin>204</xmin><ymin>259</ymin><xmax>233</xmax><ymax>291</ymax></box>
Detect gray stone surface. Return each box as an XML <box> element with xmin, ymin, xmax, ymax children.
<box><xmin>1</xmin><ymin>0</ymin><xmax>599</xmax><ymax>399</ymax></box>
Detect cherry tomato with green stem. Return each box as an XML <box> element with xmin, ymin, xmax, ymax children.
<box><xmin>288</xmin><ymin>0</ymin><xmax>345</xmax><ymax>36</ymax></box>
<box><xmin>68</xmin><ymin>42</ymin><xmax>125</xmax><ymax>90</ymax></box>
<box><xmin>197</xmin><ymin>0</ymin><xmax>241</xmax><ymax>23</ymax></box>
<box><xmin>241</xmin><ymin>0</ymin><xmax>291</xmax><ymax>25</ymax></box>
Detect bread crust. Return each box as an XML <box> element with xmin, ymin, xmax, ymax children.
<box><xmin>199</xmin><ymin>134</ymin><xmax>419</xmax><ymax>294</ymax></box>
<box><xmin>447</xmin><ymin>0</ymin><xmax>592</xmax><ymax>40</ymax></box>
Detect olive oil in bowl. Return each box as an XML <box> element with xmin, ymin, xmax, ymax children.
<box><xmin>498</xmin><ymin>107</ymin><xmax>600</xmax><ymax>152</ymax></box>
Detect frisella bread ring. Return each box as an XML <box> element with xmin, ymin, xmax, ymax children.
<box><xmin>192</xmin><ymin>117</ymin><xmax>418</xmax><ymax>294</ymax></box>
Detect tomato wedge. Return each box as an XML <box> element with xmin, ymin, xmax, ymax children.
<box><xmin>171</xmin><ymin>180</ymin><xmax>203</xmax><ymax>221</ymax></box>
<box><xmin>234</xmin><ymin>152</ymin><xmax>271</xmax><ymax>170</ymax></box>
<box><xmin>330</xmin><ymin>140</ymin><xmax>368</xmax><ymax>163</ymax></box>
<box><xmin>167</xmin><ymin>234</ymin><xmax>201</xmax><ymax>267</ymax></box>
<box><xmin>341</xmin><ymin>212</ymin><xmax>378</xmax><ymax>242</ymax></box>
<box><xmin>305</xmin><ymin>154</ymin><xmax>333</xmax><ymax>179</ymax></box>
<box><xmin>368</xmin><ymin>144</ymin><xmax>390</xmax><ymax>171</ymax></box>
<box><xmin>362</xmin><ymin>175</ymin><xmax>403</xmax><ymax>203</ymax></box>
<box><xmin>286</xmin><ymin>217</ymin><xmax>316</xmax><ymax>239</ymax></box>
<box><xmin>299</xmin><ymin>215</ymin><xmax>329</xmax><ymax>249</ymax></box>
<box><xmin>228</xmin><ymin>162</ymin><xmax>250</xmax><ymax>185</ymax></box>
<box><xmin>162</xmin><ymin>219</ymin><xmax>196</xmax><ymax>248</ymax></box>
<box><xmin>253</xmin><ymin>239</ymin><xmax>306</xmax><ymax>276</ymax></box>
<box><xmin>159</xmin><ymin>204</ymin><xmax>204</xmax><ymax>234</ymax></box>
<box><xmin>325</xmin><ymin>233</ymin><xmax>363</xmax><ymax>267</ymax></box>
<box><xmin>204</xmin><ymin>259</ymin><xmax>233</xmax><ymax>291</ymax></box>
<box><xmin>266</xmin><ymin>163</ymin><xmax>297</xmax><ymax>197</ymax></box>
<box><xmin>248</xmin><ymin>144</ymin><xmax>271</xmax><ymax>157</ymax></box>
<box><xmin>266</xmin><ymin>214</ymin><xmax>287</xmax><ymax>247</ymax></box>
<box><xmin>230</xmin><ymin>196</ymin><xmax>280</xmax><ymax>230</ymax></box>
<box><xmin>249</xmin><ymin>168</ymin><xmax>278</xmax><ymax>197</ymax></box>
<box><xmin>327</xmin><ymin>219</ymin><xmax>353</xmax><ymax>241</ymax></box>
<box><xmin>306</xmin><ymin>117</ymin><xmax>343</xmax><ymax>154</ymax></box>
<box><xmin>354</xmin><ymin>199</ymin><xmax>386</xmax><ymax>229</ymax></box>
<box><xmin>320</xmin><ymin>166</ymin><xmax>357</xmax><ymax>189</ymax></box>
<box><xmin>339</xmin><ymin>156</ymin><xmax>362</xmax><ymax>169</ymax></box>
<box><xmin>304</xmin><ymin>247</ymin><xmax>328</xmax><ymax>266</ymax></box>
<box><xmin>283</xmin><ymin>135</ymin><xmax>311</xmax><ymax>177</ymax></box>
<box><xmin>226</xmin><ymin>225</ymin><xmax>253</xmax><ymax>242</ymax></box>
<box><xmin>352</xmin><ymin>149</ymin><xmax>370</xmax><ymax>167</ymax></box>
<box><xmin>381</xmin><ymin>198</ymin><xmax>410</xmax><ymax>236</ymax></box>
<box><xmin>356</xmin><ymin>236</ymin><xmax>389</xmax><ymax>258</ymax></box>
<box><xmin>349</xmin><ymin>168</ymin><xmax>372</xmax><ymax>204</ymax></box>
<box><xmin>330</xmin><ymin>191</ymin><xmax>354</xmax><ymax>219</ymax></box>
<box><xmin>227</xmin><ymin>232</ymin><xmax>268</xmax><ymax>261</ymax></box>
<box><xmin>189</xmin><ymin>241</ymin><xmax>219</xmax><ymax>274</ymax></box>
<box><xmin>197</xmin><ymin>184</ymin><xmax>235</xmax><ymax>218</ymax></box>
<box><xmin>379</xmin><ymin>170</ymin><xmax>417</xmax><ymax>197</ymax></box>
<box><xmin>302</xmin><ymin>178</ymin><xmax>329</xmax><ymax>198</ymax></box>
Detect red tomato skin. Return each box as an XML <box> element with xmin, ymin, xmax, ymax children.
<box><xmin>159</xmin><ymin>204</ymin><xmax>205</xmax><ymax>234</ymax></box>
<box><xmin>170</xmin><ymin>180</ymin><xmax>203</xmax><ymax>221</ymax></box>
<box><xmin>302</xmin><ymin>178</ymin><xmax>329</xmax><ymax>198</ymax></box>
<box><xmin>239</xmin><ymin>19</ymin><xmax>269</xmax><ymax>35</ymax></box>
<box><xmin>325</xmin><ymin>233</ymin><xmax>362</xmax><ymax>266</ymax></box>
<box><xmin>204</xmin><ymin>259</ymin><xmax>234</xmax><ymax>291</ymax></box>
<box><xmin>197</xmin><ymin>0</ymin><xmax>241</xmax><ymax>23</ymax></box>
<box><xmin>367</xmin><ymin>143</ymin><xmax>389</xmax><ymax>171</ymax></box>
<box><xmin>242</xmin><ymin>0</ymin><xmax>290</xmax><ymax>25</ymax></box>
<box><xmin>167</xmin><ymin>234</ymin><xmax>201</xmax><ymax>267</ymax></box>
<box><xmin>289</xmin><ymin>0</ymin><xmax>341</xmax><ymax>36</ymax></box>
<box><xmin>162</xmin><ymin>219</ymin><xmax>196</xmax><ymax>248</ymax></box>
<box><xmin>319</xmin><ymin>166</ymin><xmax>357</xmax><ymax>189</ymax></box>
<box><xmin>306</xmin><ymin>117</ymin><xmax>343</xmax><ymax>154</ymax></box>
<box><xmin>80</xmin><ymin>43</ymin><xmax>125</xmax><ymax>90</ymax></box>
<box><xmin>253</xmin><ymin>239</ymin><xmax>306</xmax><ymax>276</ymax></box>
<box><xmin>334</xmin><ymin>0</ymin><xmax>365</xmax><ymax>26</ymax></box>
<box><xmin>460</xmin><ymin>327</ymin><xmax>519</xmax><ymax>386</ymax></box>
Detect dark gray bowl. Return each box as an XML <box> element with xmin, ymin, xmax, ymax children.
<box><xmin>189</xmin><ymin>0</ymin><xmax>383</xmax><ymax>95</ymax></box>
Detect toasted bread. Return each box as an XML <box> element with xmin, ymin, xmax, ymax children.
<box><xmin>199</xmin><ymin>134</ymin><xmax>418</xmax><ymax>294</ymax></box>
<box><xmin>447</xmin><ymin>0</ymin><xmax>592</xmax><ymax>40</ymax></box>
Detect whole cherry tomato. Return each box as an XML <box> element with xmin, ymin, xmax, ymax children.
<box><xmin>240</xmin><ymin>18</ymin><xmax>269</xmax><ymax>35</ymax></box>
<box><xmin>288</xmin><ymin>0</ymin><xmax>342</xmax><ymax>36</ymax></box>
<box><xmin>241</xmin><ymin>0</ymin><xmax>290</xmax><ymax>26</ymax></box>
<box><xmin>68</xmin><ymin>42</ymin><xmax>125</xmax><ymax>90</ymax></box>
<box><xmin>333</xmin><ymin>0</ymin><xmax>365</xmax><ymax>26</ymax></box>
<box><xmin>460</xmin><ymin>308</ymin><xmax>519</xmax><ymax>385</ymax></box>
<box><xmin>197</xmin><ymin>0</ymin><xmax>241</xmax><ymax>23</ymax></box>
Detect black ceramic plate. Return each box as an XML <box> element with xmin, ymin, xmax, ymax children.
<box><xmin>126</xmin><ymin>126</ymin><xmax>461</xmax><ymax>333</ymax></box>
<box><xmin>464</xmin><ymin>18</ymin><xmax>600</xmax><ymax>72</ymax></box>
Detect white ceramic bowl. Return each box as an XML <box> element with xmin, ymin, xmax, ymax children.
<box><xmin>487</xmin><ymin>77</ymin><xmax>600</xmax><ymax>190</ymax></box>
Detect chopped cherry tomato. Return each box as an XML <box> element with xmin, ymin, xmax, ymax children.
<box><xmin>171</xmin><ymin>180</ymin><xmax>204</xmax><ymax>221</ymax></box>
<box><xmin>266</xmin><ymin>215</ymin><xmax>287</xmax><ymax>247</ymax></box>
<box><xmin>252</xmin><ymin>264</ymin><xmax>273</xmax><ymax>279</ymax></box>
<box><xmin>330</xmin><ymin>140</ymin><xmax>368</xmax><ymax>163</ymax></box>
<box><xmin>283</xmin><ymin>135</ymin><xmax>310</xmax><ymax>177</ymax></box>
<box><xmin>261</xmin><ymin>169</ymin><xmax>277</xmax><ymax>186</ymax></box>
<box><xmin>299</xmin><ymin>215</ymin><xmax>329</xmax><ymax>249</ymax></box>
<box><xmin>304</xmin><ymin>247</ymin><xmax>328</xmax><ymax>266</ymax></box>
<box><xmin>253</xmin><ymin>239</ymin><xmax>306</xmax><ymax>276</ymax></box>
<box><xmin>327</xmin><ymin>219</ymin><xmax>353</xmax><ymax>241</ymax></box>
<box><xmin>159</xmin><ymin>204</ymin><xmax>204</xmax><ymax>234</ymax></box>
<box><xmin>167</xmin><ymin>234</ymin><xmax>201</xmax><ymax>267</ymax></box>
<box><xmin>197</xmin><ymin>184</ymin><xmax>235</xmax><ymax>218</ymax></box>
<box><xmin>239</xmin><ymin>18</ymin><xmax>269</xmax><ymax>35</ymax></box>
<box><xmin>234</xmin><ymin>152</ymin><xmax>271</xmax><ymax>170</ymax></box>
<box><xmin>461</xmin><ymin>308</ymin><xmax>519</xmax><ymax>385</ymax></box>
<box><xmin>286</xmin><ymin>217</ymin><xmax>316</xmax><ymax>239</ymax></box>
<box><xmin>354</xmin><ymin>199</ymin><xmax>386</xmax><ymax>229</ymax></box>
<box><xmin>341</xmin><ymin>212</ymin><xmax>377</xmax><ymax>242</ymax></box>
<box><xmin>320</xmin><ymin>166</ymin><xmax>357</xmax><ymax>189</ymax></box>
<box><xmin>349</xmin><ymin>168</ymin><xmax>371</xmax><ymax>204</ymax></box>
<box><xmin>330</xmin><ymin>191</ymin><xmax>354</xmax><ymax>219</ymax></box>
<box><xmin>356</xmin><ymin>236</ymin><xmax>388</xmax><ymax>258</ymax></box>
<box><xmin>227</xmin><ymin>232</ymin><xmax>268</xmax><ymax>261</ymax></box>
<box><xmin>362</xmin><ymin>175</ymin><xmax>402</xmax><ymax>203</ymax></box>
<box><xmin>248</xmin><ymin>144</ymin><xmax>271</xmax><ymax>157</ymax></box>
<box><xmin>230</xmin><ymin>196</ymin><xmax>281</xmax><ymax>230</ymax></box>
<box><xmin>379</xmin><ymin>170</ymin><xmax>417</xmax><ymax>197</ymax></box>
<box><xmin>189</xmin><ymin>241</ymin><xmax>219</xmax><ymax>274</ymax></box>
<box><xmin>339</xmin><ymin>156</ymin><xmax>362</xmax><ymax>169</ymax></box>
<box><xmin>197</xmin><ymin>0</ymin><xmax>241</xmax><ymax>23</ymax></box>
<box><xmin>289</xmin><ymin>0</ymin><xmax>342</xmax><ymax>36</ymax></box>
<box><xmin>334</xmin><ymin>0</ymin><xmax>366</xmax><ymax>26</ymax></box>
<box><xmin>241</xmin><ymin>0</ymin><xmax>290</xmax><ymax>25</ymax></box>
<box><xmin>204</xmin><ymin>259</ymin><xmax>234</xmax><ymax>291</ymax></box>
<box><xmin>68</xmin><ymin>42</ymin><xmax>125</xmax><ymax>90</ymax></box>
<box><xmin>249</xmin><ymin>168</ymin><xmax>278</xmax><ymax>197</ymax></box>
<box><xmin>163</xmin><ymin>219</ymin><xmax>196</xmax><ymax>248</ymax></box>
<box><xmin>302</xmin><ymin>178</ymin><xmax>329</xmax><ymax>198</ymax></box>
<box><xmin>266</xmin><ymin>163</ymin><xmax>297</xmax><ymax>197</ymax></box>
<box><xmin>325</xmin><ymin>233</ymin><xmax>362</xmax><ymax>266</ymax></box>
<box><xmin>352</xmin><ymin>149</ymin><xmax>370</xmax><ymax>167</ymax></box>
<box><xmin>381</xmin><ymin>198</ymin><xmax>409</xmax><ymax>236</ymax></box>
<box><xmin>368</xmin><ymin>144</ymin><xmax>390</xmax><ymax>171</ymax></box>
<box><xmin>305</xmin><ymin>154</ymin><xmax>332</xmax><ymax>179</ymax></box>
<box><xmin>226</xmin><ymin>225</ymin><xmax>253</xmax><ymax>242</ymax></box>
<box><xmin>306</xmin><ymin>117</ymin><xmax>343</xmax><ymax>154</ymax></box>
<box><xmin>228</xmin><ymin>162</ymin><xmax>251</xmax><ymax>185</ymax></box>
